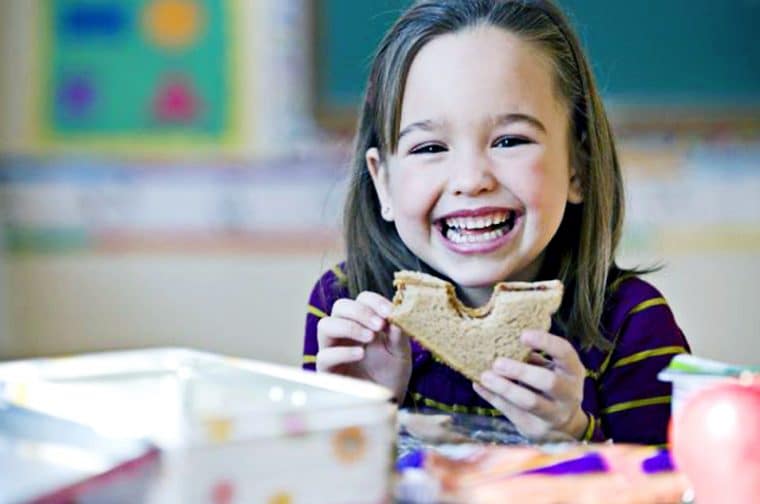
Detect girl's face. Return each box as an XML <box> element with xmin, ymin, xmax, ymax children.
<box><xmin>368</xmin><ymin>26</ymin><xmax>582</xmax><ymax>305</ymax></box>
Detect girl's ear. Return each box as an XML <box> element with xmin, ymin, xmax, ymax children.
<box><xmin>568</xmin><ymin>167</ymin><xmax>583</xmax><ymax>204</ymax></box>
<box><xmin>366</xmin><ymin>147</ymin><xmax>394</xmax><ymax>221</ymax></box>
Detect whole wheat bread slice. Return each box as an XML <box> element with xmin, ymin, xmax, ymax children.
<box><xmin>389</xmin><ymin>271</ymin><xmax>563</xmax><ymax>383</ymax></box>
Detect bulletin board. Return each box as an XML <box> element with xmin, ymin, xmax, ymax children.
<box><xmin>39</xmin><ymin>0</ymin><xmax>238</xmax><ymax>149</ymax></box>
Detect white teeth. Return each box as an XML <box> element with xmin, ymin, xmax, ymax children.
<box><xmin>445</xmin><ymin>211</ymin><xmax>510</xmax><ymax>230</ymax></box>
<box><xmin>445</xmin><ymin>226</ymin><xmax>508</xmax><ymax>244</ymax></box>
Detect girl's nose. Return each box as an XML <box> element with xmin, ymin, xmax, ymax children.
<box><xmin>448</xmin><ymin>153</ymin><xmax>498</xmax><ymax>196</ymax></box>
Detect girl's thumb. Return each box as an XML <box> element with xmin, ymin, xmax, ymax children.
<box><xmin>387</xmin><ymin>325</ymin><xmax>408</xmax><ymax>352</ymax></box>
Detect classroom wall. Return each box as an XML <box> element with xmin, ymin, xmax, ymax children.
<box><xmin>0</xmin><ymin>246</ymin><xmax>10</xmax><ymax>354</ymax></box>
<box><xmin>2</xmin><ymin>253</ymin><xmax>338</xmax><ymax>364</ymax></box>
<box><xmin>0</xmin><ymin>0</ymin><xmax>35</xmax><ymax>152</ymax></box>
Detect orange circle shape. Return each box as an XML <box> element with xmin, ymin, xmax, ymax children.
<box><xmin>143</xmin><ymin>0</ymin><xmax>202</xmax><ymax>49</ymax></box>
<box><xmin>331</xmin><ymin>426</ymin><xmax>368</xmax><ymax>465</ymax></box>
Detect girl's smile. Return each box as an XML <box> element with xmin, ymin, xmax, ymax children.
<box><xmin>434</xmin><ymin>206</ymin><xmax>523</xmax><ymax>255</ymax></box>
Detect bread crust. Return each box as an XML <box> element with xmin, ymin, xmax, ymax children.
<box><xmin>389</xmin><ymin>271</ymin><xmax>563</xmax><ymax>383</ymax></box>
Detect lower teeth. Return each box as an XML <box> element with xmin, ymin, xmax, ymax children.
<box><xmin>446</xmin><ymin>226</ymin><xmax>507</xmax><ymax>244</ymax></box>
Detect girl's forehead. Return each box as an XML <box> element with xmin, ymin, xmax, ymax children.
<box><xmin>398</xmin><ymin>26</ymin><xmax>565</xmax><ymax>131</ymax></box>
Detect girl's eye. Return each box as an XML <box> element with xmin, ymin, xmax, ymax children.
<box><xmin>409</xmin><ymin>143</ymin><xmax>447</xmax><ymax>155</ymax></box>
<box><xmin>493</xmin><ymin>136</ymin><xmax>532</xmax><ymax>148</ymax></box>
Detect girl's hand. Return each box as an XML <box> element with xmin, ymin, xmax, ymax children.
<box><xmin>473</xmin><ymin>330</ymin><xmax>588</xmax><ymax>442</ymax></box>
<box><xmin>316</xmin><ymin>291</ymin><xmax>412</xmax><ymax>402</ymax></box>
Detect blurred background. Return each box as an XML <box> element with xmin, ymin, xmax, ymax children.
<box><xmin>0</xmin><ymin>0</ymin><xmax>758</xmax><ymax>366</ymax></box>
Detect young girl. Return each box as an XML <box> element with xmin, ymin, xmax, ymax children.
<box><xmin>303</xmin><ymin>0</ymin><xmax>689</xmax><ymax>445</ymax></box>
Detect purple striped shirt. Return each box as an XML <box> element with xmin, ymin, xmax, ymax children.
<box><xmin>302</xmin><ymin>265</ymin><xmax>689</xmax><ymax>445</ymax></box>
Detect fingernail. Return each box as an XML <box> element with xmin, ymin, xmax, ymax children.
<box><xmin>494</xmin><ymin>358</ymin><xmax>511</xmax><ymax>372</ymax></box>
<box><xmin>351</xmin><ymin>347</ymin><xmax>363</xmax><ymax>358</ymax></box>
<box><xmin>361</xmin><ymin>329</ymin><xmax>374</xmax><ymax>342</ymax></box>
<box><xmin>378</xmin><ymin>304</ymin><xmax>392</xmax><ymax>317</ymax></box>
<box><xmin>481</xmin><ymin>371</ymin><xmax>494</xmax><ymax>384</ymax></box>
<box><xmin>387</xmin><ymin>326</ymin><xmax>400</xmax><ymax>344</ymax></box>
<box><xmin>371</xmin><ymin>317</ymin><xmax>385</xmax><ymax>331</ymax></box>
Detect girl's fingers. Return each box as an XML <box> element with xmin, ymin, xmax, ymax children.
<box><xmin>493</xmin><ymin>357</ymin><xmax>555</xmax><ymax>391</ymax></box>
<box><xmin>479</xmin><ymin>371</ymin><xmax>554</xmax><ymax>419</ymax></box>
<box><xmin>316</xmin><ymin>346</ymin><xmax>364</xmax><ymax>372</ymax></box>
<box><xmin>355</xmin><ymin>291</ymin><xmax>394</xmax><ymax>318</ymax></box>
<box><xmin>521</xmin><ymin>331</ymin><xmax>585</xmax><ymax>376</ymax></box>
<box><xmin>473</xmin><ymin>383</ymin><xmax>547</xmax><ymax>429</ymax></box>
<box><xmin>319</xmin><ymin>291</ymin><xmax>395</xmax><ymax>350</ymax></box>
<box><xmin>385</xmin><ymin>325</ymin><xmax>409</xmax><ymax>352</ymax></box>
<box><xmin>473</xmin><ymin>382</ymin><xmax>508</xmax><ymax>412</ymax></box>
<box><xmin>527</xmin><ymin>351</ymin><xmax>554</xmax><ymax>368</ymax></box>
<box><xmin>317</xmin><ymin>317</ymin><xmax>374</xmax><ymax>349</ymax></box>
<box><xmin>331</xmin><ymin>296</ymin><xmax>387</xmax><ymax>332</ymax></box>
<box><xmin>492</xmin><ymin>358</ymin><xmax>573</xmax><ymax>400</ymax></box>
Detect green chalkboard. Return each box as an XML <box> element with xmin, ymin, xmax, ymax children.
<box><xmin>317</xmin><ymin>0</ymin><xmax>760</xmax><ymax>111</ymax></box>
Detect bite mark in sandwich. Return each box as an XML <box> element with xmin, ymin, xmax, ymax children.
<box><xmin>388</xmin><ymin>271</ymin><xmax>563</xmax><ymax>383</ymax></box>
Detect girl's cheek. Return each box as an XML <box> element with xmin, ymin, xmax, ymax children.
<box><xmin>390</xmin><ymin>169</ymin><xmax>442</xmax><ymax>216</ymax></box>
<box><xmin>505</xmin><ymin>155</ymin><xmax>569</xmax><ymax>208</ymax></box>
<box><xmin>501</xmin><ymin>161</ymin><xmax>552</xmax><ymax>205</ymax></box>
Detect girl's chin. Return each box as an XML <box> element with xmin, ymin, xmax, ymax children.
<box><xmin>434</xmin><ymin>259</ymin><xmax>540</xmax><ymax>288</ymax></box>
<box><xmin>445</xmin><ymin>269</ymin><xmax>512</xmax><ymax>289</ymax></box>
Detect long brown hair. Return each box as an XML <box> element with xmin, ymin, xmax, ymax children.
<box><xmin>344</xmin><ymin>0</ymin><xmax>630</xmax><ymax>350</ymax></box>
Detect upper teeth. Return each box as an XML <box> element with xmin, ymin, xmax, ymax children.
<box><xmin>445</xmin><ymin>211</ymin><xmax>509</xmax><ymax>230</ymax></box>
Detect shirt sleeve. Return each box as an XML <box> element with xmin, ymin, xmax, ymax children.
<box><xmin>595</xmin><ymin>280</ymin><xmax>690</xmax><ymax>445</ymax></box>
<box><xmin>302</xmin><ymin>264</ymin><xmax>349</xmax><ymax>371</ymax></box>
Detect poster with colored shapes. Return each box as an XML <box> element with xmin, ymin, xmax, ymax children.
<box><xmin>43</xmin><ymin>0</ymin><xmax>236</xmax><ymax>148</ymax></box>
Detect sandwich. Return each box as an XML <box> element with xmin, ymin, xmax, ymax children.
<box><xmin>388</xmin><ymin>271</ymin><xmax>563</xmax><ymax>383</ymax></box>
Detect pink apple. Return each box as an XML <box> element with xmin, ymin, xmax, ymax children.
<box><xmin>671</xmin><ymin>377</ymin><xmax>760</xmax><ymax>504</ymax></box>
